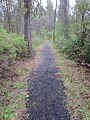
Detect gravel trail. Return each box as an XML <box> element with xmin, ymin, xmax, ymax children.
<box><xmin>27</xmin><ymin>44</ymin><xmax>70</xmax><ymax>120</ymax></box>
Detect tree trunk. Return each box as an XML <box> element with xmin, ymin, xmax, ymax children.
<box><xmin>5</xmin><ymin>0</ymin><xmax>11</xmax><ymax>32</ymax></box>
<box><xmin>24</xmin><ymin>0</ymin><xmax>34</xmax><ymax>59</ymax></box>
<box><xmin>53</xmin><ymin>0</ymin><xmax>57</xmax><ymax>42</ymax></box>
<box><xmin>81</xmin><ymin>12</ymin><xmax>85</xmax><ymax>43</ymax></box>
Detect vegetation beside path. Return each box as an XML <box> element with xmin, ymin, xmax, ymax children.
<box><xmin>51</xmin><ymin>44</ymin><xmax>90</xmax><ymax>120</ymax></box>
<box><xmin>0</xmin><ymin>28</ymin><xmax>42</xmax><ymax>120</ymax></box>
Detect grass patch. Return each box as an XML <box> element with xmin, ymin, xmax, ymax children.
<box><xmin>51</xmin><ymin>44</ymin><xmax>90</xmax><ymax>120</ymax></box>
<box><xmin>15</xmin><ymin>82</ymin><xmax>23</xmax><ymax>89</ymax></box>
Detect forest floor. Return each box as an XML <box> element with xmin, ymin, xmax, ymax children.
<box><xmin>26</xmin><ymin>44</ymin><xmax>70</xmax><ymax>120</ymax></box>
<box><xmin>52</xmin><ymin>44</ymin><xmax>90</xmax><ymax>120</ymax></box>
<box><xmin>1</xmin><ymin>43</ymin><xmax>90</xmax><ymax>120</ymax></box>
<box><xmin>0</xmin><ymin>45</ymin><xmax>42</xmax><ymax>120</ymax></box>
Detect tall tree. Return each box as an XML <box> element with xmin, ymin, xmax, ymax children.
<box><xmin>24</xmin><ymin>0</ymin><xmax>34</xmax><ymax>58</ymax></box>
<box><xmin>58</xmin><ymin>0</ymin><xmax>69</xmax><ymax>38</ymax></box>
<box><xmin>6</xmin><ymin>0</ymin><xmax>12</xmax><ymax>32</ymax></box>
<box><xmin>46</xmin><ymin>0</ymin><xmax>54</xmax><ymax>32</ymax></box>
<box><xmin>53</xmin><ymin>0</ymin><xmax>57</xmax><ymax>42</ymax></box>
<box><xmin>75</xmin><ymin>0</ymin><xmax>90</xmax><ymax>43</ymax></box>
<box><xmin>59</xmin><ymin>0</ymin><xmax>90</xmax><ymax>63</ymax></box>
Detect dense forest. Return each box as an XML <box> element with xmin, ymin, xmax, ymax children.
<box><xmin>0</xmin><ymin>0</ymin><xmax>90</xmax><ymax>62</ymax></box>
<box><xmin>0</xmin><ymin>0</ymin><xmax>90</xmax><ymax>120</ymax></box>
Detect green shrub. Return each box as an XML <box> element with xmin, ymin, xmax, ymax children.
<box><xmin>59</xmin><ymin>37</ymin><xmax>90</xmax><ymax>63</ymax></box>
<box><xmin>82</xmin><ymin>40</ymin><xmax>90</xmax><ymax>63</ymax></box>
<box><xmin>32</xmin><ymin>36</ymin><xmax>43</xmax><ymax>51</ymax></box>
<box><xmin>62</xmin><ymin>38</ymin><xmax>82</xmax><ymax>59</ymax></box>
<box><xmin>0</xmin><ymin>28</ymin><xmax>28</xmax><ymax>59</ymax></box>
<box><xmin>46</xmin><ymin>31</ymin><xmax>53</xmax><ymax>40</ymax></box>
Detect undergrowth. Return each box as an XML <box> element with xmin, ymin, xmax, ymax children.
<box><xmin>0</xmin><ymin>59</ymin><xmax>35</xmax><ymax>120</ymax></box>
<box><xmin>0</xmin><ymin>28</ymin><xmax>28</xmax><ymax>59</ymax></box>
<box><xmin>52</xmin><ymin>44</ymin><xmax>90</xmax><ymax>120</ymax></box>
<box><xmin>0</xmin><ymin>28</ymin><xmax>43</xmax><ymax>120</ymax></box>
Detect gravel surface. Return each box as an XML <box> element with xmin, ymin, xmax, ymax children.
<box><xmin>27</xmin><ymin>44</ymin><xmax>70</xmax><ymax>120</ymax></box>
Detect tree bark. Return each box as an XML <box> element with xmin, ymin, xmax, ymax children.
<box><xmin>24</xmin><ymin>0</ymin><xmax>34</xmax><ymax>59</ymax></box>
<box><xmin>53</xmin><ymin>0</ymin><xmax>57</xmax><ymax>42</ymax></box>
<box><xmin>5</xmin><ymin>0</ymin><xmax>11</xmax><ymax>32</ymax></box>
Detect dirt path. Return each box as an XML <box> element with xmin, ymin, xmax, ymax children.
<box><xmin>27</xmin><ymin>44</ymin><xmax>70</xmax><ymax>120</ymax></box>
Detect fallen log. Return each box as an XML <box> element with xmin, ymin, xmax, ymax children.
<box><xmin>77</xmin><ymin>59</ymin><xmax>90</xmax><ymax>69</ymax></box>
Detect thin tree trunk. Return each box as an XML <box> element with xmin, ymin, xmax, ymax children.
<box><xmin>5</xmin><ymin>0</ymin><xmax>11</xmax><ymax>32</ymax></box>
<box><xmin>53</xmin><ymin>0</ymin><xmax>57</xmax><ymax>42</ymax></box>
<box><xmin>81</xmin><ymin>12</ymin><xmax>85</xmax><ymax>42</ymax></box>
